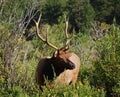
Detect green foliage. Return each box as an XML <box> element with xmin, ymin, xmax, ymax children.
<box><xmin>90</xmin><ymin>0</ymin><xmax>120</xmax><ymax>24</ymax></box>
<box><xmin>42</xmin><ymin>0</ymin><xmax>66</xmax><ymax>24</ymax></box>
<box><xmin>91</xmin><ymin>23</ymin><xmax>120</xmax><ymax>96</ymax></box>
<box><xmin>41</xmin><ymin>0</ymin><xmax>95</xmax><ymax>33</ymax></box>
<box><xmin>1</xmin><ymin>0</ymin><xmax>25</xmax><ymax>22</ymax></box>
<box><xmin>66</xmin><ymin>0</ymin><xmax>95</xmax><ymax>33</ymax></box>
<box><xmin>41</xmin><ymin>80</ymin><xmax>105</xmax><ymax>97</ymax></box>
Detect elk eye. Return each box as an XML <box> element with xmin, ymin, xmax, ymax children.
<box><xmin>71</xmin><ymin>64</ymin><xmax>75</xmax><ymax>69</ymax></box>
<box><xmin>67</xmin><ymin>60</ymin><xmax>75</xmax><ymax>69</ymax></box>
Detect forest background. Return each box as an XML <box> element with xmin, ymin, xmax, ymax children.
<box><xmin>0</xmin><ymin>0</ymin><xmax>120</xmax><ymax>97</ymax></box>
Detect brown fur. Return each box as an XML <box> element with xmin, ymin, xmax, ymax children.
<box><xmin>35</xmin><ymin>50</ymin><xmax>80</xmax><ymax>89</ymax></box>
<box><xmin>54</xmin><ymin>53</ymin><xmax>80</xmax><ymax>86</ymax></box>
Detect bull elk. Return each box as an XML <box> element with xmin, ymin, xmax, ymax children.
<box><xmin>34</xmin><ymin>13</ymin><xmax>80</xmax><ymax>90</ymax></box>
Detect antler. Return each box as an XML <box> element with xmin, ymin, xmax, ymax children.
<box><xmin>60</xmin><ymin>16</ymin><xmax>73</xmax><ymax>50</ymax></box>
<box><xmin>34</xmin><ymin>13</ymin><xmax>58</xmax><ymax>50</ymax></box>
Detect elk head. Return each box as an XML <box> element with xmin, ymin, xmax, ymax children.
<box><xmin>34</xmin><ymin>13</ymin><xmax>80</xmax><ymax>89</ymax></box>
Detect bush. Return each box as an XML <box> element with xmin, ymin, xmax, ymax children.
<box><xmin>41</xmin><ymin>80</ymin><xmax>105</xmax><ymax>97</ymax></box>
<box><xmin>91</xmin><ymin>22</ymin><xmax>120</xmax><ymax>97</ymax></box>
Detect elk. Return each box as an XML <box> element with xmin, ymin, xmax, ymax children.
<box><xmin>34</xmin><ymin>13</ymin><xmax>80</xmax><ymax>89</ymax></box>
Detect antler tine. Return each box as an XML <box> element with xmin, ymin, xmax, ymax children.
<box><xmin>65</xmin><ymin>17</ymin><xmax>73</xmax><ymax>46</ymax></box>
<box><xmin>60</xmin><ymin>16</ymin><xmax>73</xmax><ymax>50</ymax></box>
<box><xmin>34</xmin><ymin>13</ymin><xmax>58</xmax><ymax>50</ymax></box>
<box><xmin>65</xmin><ymin>16</ymin><xmax>69</xmax><ymax>40</ymax></box>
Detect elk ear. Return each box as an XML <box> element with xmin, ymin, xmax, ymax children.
<box><xmin>53</xmin><ymin>50</ymin><xmax>59</xmax><ymax>57</ymax></box>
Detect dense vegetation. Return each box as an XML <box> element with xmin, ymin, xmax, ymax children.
<box><xmin>0</xmin><ymin>0</ymin><xmax>120</xmax><ymax>97</ymax></box>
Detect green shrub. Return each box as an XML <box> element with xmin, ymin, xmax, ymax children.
<box><xmin>41</xmin><ymin>80</ymin><xmax>105</xmax><ymax>97</ymax></box>
<box><xmin>91</xmin><ymin>23</ymin><xmax>120</xmax><ymax>97</ymax></box>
